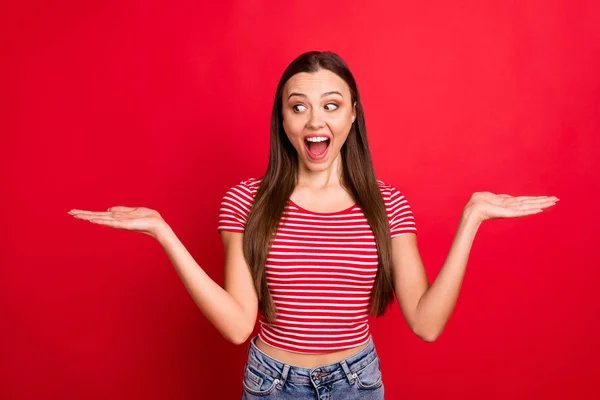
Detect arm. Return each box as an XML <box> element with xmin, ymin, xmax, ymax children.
<box><xmin>68</xmin><ymin>202</ymin><xmax>259</xmax><ymax>344</ymax></box>
<box><xmin>392</xmin><ymin>211</ymin><xmax>480</xmax><ymax>342</ymax></box>
<box><xmin>156</xmin><ymin>224</ymin><xmax>258</xmax><ymax>345</ymax></box>
<box><xmin>393</xmin><ymin>192</ymin><xmax>558</xmax><ymax>342</ymax></box>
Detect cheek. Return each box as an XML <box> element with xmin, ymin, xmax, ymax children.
<box><xmin>282</xmin><ymin>116</ymin><xmax>304</xmax><ymax>137</ymax></box>
<box><xmin>332</xmin><ymin>124</ymin><xmax>353</xmax><ymax>147</ymax></box>
<box><xmin>282</xmin><ymin>121</ymin><xmax>302</xmax><ymax>148</ymax></box>
<box><xmin>330</xmin><ymin>111</ymin><xmax>351</xmax><ymax>127</ymax></box>
<box><xmin>331</xmin><ymin>118</ymin><xmax>352</xmax><ymax>135</ymax></box>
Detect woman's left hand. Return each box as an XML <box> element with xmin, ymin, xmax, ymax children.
<box><xmin>465</xmin><ymin>192</ymin><xmax>559</xmax><ymax>223</ymax></box>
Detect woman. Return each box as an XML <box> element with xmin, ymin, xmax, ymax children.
<box><xmin>68</xmin><ymin>51</ymin><xmax>558</xmax><ymax>399</ymax></box>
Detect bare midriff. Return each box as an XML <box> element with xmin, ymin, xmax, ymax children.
<box><xmin>255</xmin><ymin>336</ymin><xmax>369</xmax><ymax>369</ymax></box>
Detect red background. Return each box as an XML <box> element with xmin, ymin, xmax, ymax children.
<box><xmin>2</xmin><ymin>1</ymin><xmax>599</xmax><ymax>399</ymax></box>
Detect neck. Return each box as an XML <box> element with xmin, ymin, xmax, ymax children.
<box><xmin>296</xmin><ymin>153</ymin><xmax>344</xmax><ymax>189</ymax></box>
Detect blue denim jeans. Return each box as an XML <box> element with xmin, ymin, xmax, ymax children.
<box><xmin>241</xmin><ymin>335</ymin><xmax>384</xmax><ymax>399</ymax></box>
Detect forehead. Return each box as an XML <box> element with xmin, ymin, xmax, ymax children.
<box><xmin>283</xmin><ymin>69</ymin><xmax>350</xmax><ymax>97</ymax></box>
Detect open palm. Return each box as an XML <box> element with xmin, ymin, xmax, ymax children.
<box><xmin>468</xmin><ymin>192</ymin><xmax>558</xmax><ymax>222</ymax></box>
<box><xmin>68</xmin><ymin>206</ymin><xmax>164</xmax><ymax>237</ymax></box>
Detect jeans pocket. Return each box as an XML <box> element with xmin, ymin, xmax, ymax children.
<box><xmin>352</xmin><ymin>357</ymin><xmax>383</xmax><ymax>390</ymax></box>
<box><xmin>242</xmin><ymin>364</ymin><xmax>280</xmax><ymax>397</ymax></box>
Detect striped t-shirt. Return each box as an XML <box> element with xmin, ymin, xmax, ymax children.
<box><xmin>217</xmin><ymin>177</ymin><xmax>417</xmax><ymax>354</ymax></box>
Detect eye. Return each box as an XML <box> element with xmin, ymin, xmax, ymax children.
<box><xmin>292</xmin><ymin>104</ymin><xmax>307</xmax><ymax>113</ymax></box>
<box><xmin>324</xmin><ymin>103</ymin><xmax>339</xmax><ymax>111</ymax></box>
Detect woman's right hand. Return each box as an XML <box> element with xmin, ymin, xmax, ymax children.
<box><xmin>68</xmin><ymin>206</ymin><xmax>167</xmax><ymax>239</ymax></box>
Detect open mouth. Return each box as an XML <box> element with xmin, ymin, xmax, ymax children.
<box><xmin>304</xmin><ymin>137</ymin><xmax>331</xmax><ymax>160</ymax></box>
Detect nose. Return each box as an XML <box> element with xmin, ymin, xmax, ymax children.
<box><xmin>306</xmin><ymin>108</ymin><xmax>326</xmax><ymax>130</ymax></box>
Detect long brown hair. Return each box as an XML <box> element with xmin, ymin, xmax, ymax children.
<box><xmin>243</xmin><ymin>51</ymin><xmax>394</xmax><ymax>324</ymax></box>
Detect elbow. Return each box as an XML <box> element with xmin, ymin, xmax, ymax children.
<box><xmin>225</xmin><ymin>324</ymin><xmax>254</xmax><ymax>345</ymax></box>
<box><xmin>228</xmin><ymin>335</ymin><xmax>248</xmax><ymax>346</ymax></box>
<box><xmin>413</xmin><ymin>325</ymin><xmax>442</xmax><ymax>343</ymax></box>
<box><xmin>419</xmin><ymin>332</ymin><xmax>440</xmax><ymax>343</ymax></box>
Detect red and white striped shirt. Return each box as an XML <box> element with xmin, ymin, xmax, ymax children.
<box><xmin>217</xmin><ymin>178</ymin><xmax>417</xmax><ymax>354</ymax></box>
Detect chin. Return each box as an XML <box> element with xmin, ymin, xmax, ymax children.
<box><xmin>300</xmin><ymin>152</ymin><xmax>340</xmax><ymax>172</ymax></box>
<box><xmin>305</xmin><ymin>162</ymin><xmax>332</xmax><ymax>172</ymax></box>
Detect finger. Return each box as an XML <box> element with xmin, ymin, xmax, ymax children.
<box><xmin>522</xmin><ymin>203</ymin><xmax>555</xmax><ymax>211</ymax></box>
<box><xmin>69</xmin><ymin>209</ymin><xmax>96</xmax><ymax>214</ymax></box>
<box><xmin>520</xmin><ymin>198</ymin><xmax>558</xmax><ymax>205</ymax></box>
<box><xmin>496</xmin><ymin>195</ymin><xmax>555</xmax><ymax>204</ymax></box>
<box><xmin>69</xmin><ymin>209</ymin><xmax>107</xmax><ymax>214</ymax></box>
<box><xmin>523</xmin><ymin>209</ymin><xmax>544</xmax><ymax>216</ymax></box>
<box><xmin>512</xmin><ymin>201</ymin><xmax>555</xmax><ymax>211</ymax></box>
<box><xmin>70</xmin><ymin>211</ymin><xmax>112</xmax><ymax>218</ymax></box>
<box><xmin>502</xmin><ymin>197</ymin><xmax>556</xmax><ymax>208</ymax></box>
<box><xmin>108</xmin><ymin>206</ymin><xmax>137</xmax><ymax>212</ymax></box>
<box><xmin>512</xmin><ymin>208</ymin><xmax>544</xmax><ymax>217</ymax></box>
<box><xmin>89</xmin><ymin>218</ymin><xmax>124</xmax><ymax>228</ymax></box>
<box><xmin>514</xmin><ymin>196</ymin><xmax>558</xmax><ymax>201</ymax></box>
<box><xmin>520</xmin><ymin>200</ymin><xmax>558</xmax><ymax>209</ymax></box>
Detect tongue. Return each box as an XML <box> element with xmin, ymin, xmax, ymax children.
<box><xmin>307</xmin><ymin>140</ymin><xmax>328</xmax><ymax>155</ymax></box>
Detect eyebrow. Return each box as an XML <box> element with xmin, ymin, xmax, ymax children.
<box><xmin>287</xmin><ymin>91</ymin><xmax>344</xmax><ymax>100</ymax></box>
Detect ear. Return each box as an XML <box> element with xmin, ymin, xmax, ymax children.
<box><xmin>352</xmin><ymin>101</ymin><xmax>357</xmax><ymax>122</ymax></box>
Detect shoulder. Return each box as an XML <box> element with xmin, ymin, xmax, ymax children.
<box><xmin>224</xmin><ymin>177</ymin><xmax>262</xmax><ymax>198</ymax></box>
<box><xmin>240</xmin><ymin>177</ymin><xmax>262</xmax><ymax>188</ymax></box>
<box><xmin>375</xmin><ymin>179</ymin><xmax>415</xmax><ymax>212</ymax></box>
<box><xmin>376</xmin><ymin>179</ymin><xmax>418</xmax><ymax>234</ymax></box>
<box><xmin>375</xmin><ymin>179</ymin><xmax>405</xmax><ymax>201</ymax></box>
<box><xmin>217</xmin><ymin>178</ymin><xmax>263</xmax><ymax>231</ymax></box>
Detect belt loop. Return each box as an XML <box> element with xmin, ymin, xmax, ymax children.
<box><xmin>339</xmin><ymin>359</ymin><xmax>354</xmax><ymax>383</ymax></box>
<box><xmin>246</xmin><ymin>338</ymin><xmax>253</xmax><ymax>361</ymax></box>
<box><xmin>277</xmin><ymin>364</ymin><xmax>290</xmax><ymax>389</ymax></box>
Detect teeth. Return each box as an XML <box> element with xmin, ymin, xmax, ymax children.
<box><xmin>306</xmin><ymin>137</ymin><xmax>329</xmax><ymax>142</ymax></box>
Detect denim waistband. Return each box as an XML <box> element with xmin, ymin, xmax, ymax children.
<box><xmin>246</xmin><ymin>335</ymin><xmax>378</xmax><ymax>387</ymax></box>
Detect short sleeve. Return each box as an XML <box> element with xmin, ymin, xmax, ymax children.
<box><xmin>217</xmin><ymin>180</ymin><xmax>255</xmax><ymax>233</ymax></box>
<box><xmin>386</xmin><ymin>185</ymin><xmax>417</xmax><ymax>238</ymax></box>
